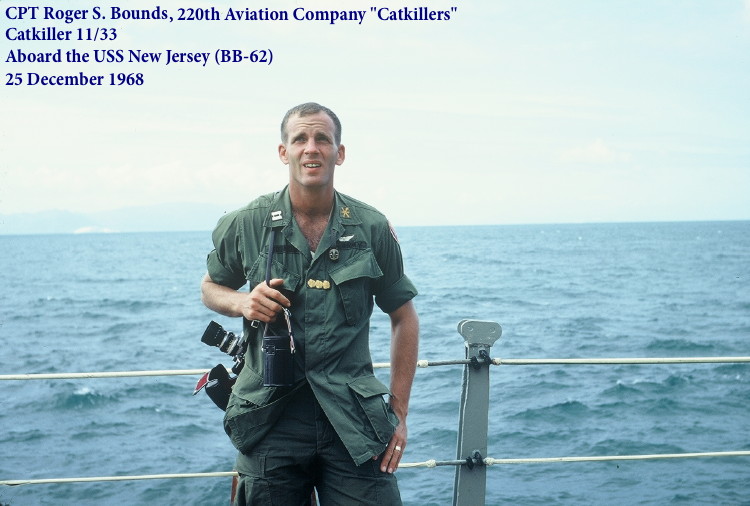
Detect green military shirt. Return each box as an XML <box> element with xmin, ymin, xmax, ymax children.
<box><xmin>207</xmin><ymin>186</ymin><xmax>417</xmax><ymax>466</ymax></box>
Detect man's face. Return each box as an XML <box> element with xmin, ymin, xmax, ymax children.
<box><xmin>279</xmin><ymin>111</ymin><xmax>345</xmax><ymax>191</ymax></box>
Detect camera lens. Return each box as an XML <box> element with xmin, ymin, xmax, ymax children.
<box><xmin>201</xmin><ymin>321</ymin><xmax>226</xmax><ymax>347</ymax></box>
<box><xmin>202</xmin><ymin>321</ymin><xmax>242</xmax><ymax>357</ymax></box>
<box><xmin>220</xmin><ymin>333</ymin><xmax>239</xmax><ymax>355</ymax></box>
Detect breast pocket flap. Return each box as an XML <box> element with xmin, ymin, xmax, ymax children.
<box><xmin>329</xmin><ymin>249</ymin><xmax>383</xmax><ymax>285</ymax></box>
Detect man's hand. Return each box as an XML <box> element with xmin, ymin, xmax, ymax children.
<box><xmin>379</xmin><ymin>418</ymin><xmax>407</xmax><ymax>474</ymax></box>
<box><xmin>377</xmin><ymin>300</ymin><xmax>419</xmax><ymax>474</ymax></box>
<box><xmin>201</xmin><ymin>273</ymin><xmax>290</xmax><ymax>320</ymax></box>
<box><xmin>243</xmin><ymin>278</ymin><xmax>290</xmax><ymax>322</ymax></box>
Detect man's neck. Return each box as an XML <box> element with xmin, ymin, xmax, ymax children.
<box><xmin>289</xmin><ymin>184</ymin><xmax>335</xmax><ymax>218</ymax></box>
<box><xmin>289</xmin><ymin>185</ymin><xmax>334</xmax><ymax>253</ymax></box>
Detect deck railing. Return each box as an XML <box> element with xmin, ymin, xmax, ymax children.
<box><xmin>2</xmin><ymin>319</ymin><xmax>750</xmax><ymax>505</ymax></box>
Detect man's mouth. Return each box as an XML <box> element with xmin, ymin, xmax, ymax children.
<box><xmin>304</xmin><ymin>163</ymin><xmax>321</xmax><ymax>168</ymax></box>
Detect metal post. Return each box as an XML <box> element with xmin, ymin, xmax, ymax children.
<box><xmin>452</xmin><ymin>319</ymin><xmax>502</xmax><ymax>506</ymax></box>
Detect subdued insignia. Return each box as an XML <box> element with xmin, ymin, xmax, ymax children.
<box><xmin>340</xmin><ymin>207</ymin><xmax>351</xmax><ymax>219</ymax></box>
<box><xmin>329</xmin><ymin>248</ymin><xmax>340</xmax><ymax>261</ymax></box>
<box><xmin>271</xmin><ymin>210</ymin><xmax>283</xmax><ymax>221</ymax></box>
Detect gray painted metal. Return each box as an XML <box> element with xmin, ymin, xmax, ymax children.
<box><xmin>452</xmin><ymin>320</ymin><xmax>502</xmax><ymax>506</ymax></box>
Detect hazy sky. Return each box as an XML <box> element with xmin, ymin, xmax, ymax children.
<box><xmin>2</xmin><ymin>0</ymin><xmax>749</xmax><ymax>226</ymax></box>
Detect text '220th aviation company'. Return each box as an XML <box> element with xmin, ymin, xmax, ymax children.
<box><xmin>5</xmin><ymin>5</ymin><xmax>457</xmax><ymax>29</ymax></box>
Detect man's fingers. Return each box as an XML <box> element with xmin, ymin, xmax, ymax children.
<box><xmin>259</xmin><ymin>279</ymin><xmax>291</xmax><ymax>308</ymax></box>
<box><xmin>244</xmin><ymin>279</ymin><xmax>291</xmax><ymax>321</ymax></box>
<box><xmin>380</xmin><ymin>441</ymin><xmax>405</xmax><ymax>474</ymax></box>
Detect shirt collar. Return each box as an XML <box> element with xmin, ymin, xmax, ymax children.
<box><xmin>263</xmin><ymin>186</ymin><xmax>293</xmax><ymax>229</ymax></box>
<box><xmin>333</xmin><ymin>190</ymin><xmax>362</xmax><ymax>228</ymax></box>
<box><xmin>263</xmin><ymin>186</ymin><xmax>363</xmax><ymax>229</ymax></box>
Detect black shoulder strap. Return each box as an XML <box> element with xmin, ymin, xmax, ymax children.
<box><xmin>265</xmin><ymin>228</ymin><xmax>276</xmax><ymax>287</ymax></box>
<box><xmin>262</xmin><ymin>228</ymin><xmax>276</xmax><ymax>338</ymax></box>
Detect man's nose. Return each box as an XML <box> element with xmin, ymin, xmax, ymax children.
<box><xmin>304</xmin><ymin>139</ymin><xmax>320</xmax><ymax>153</ymax></box>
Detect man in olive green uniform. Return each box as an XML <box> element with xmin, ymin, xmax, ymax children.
<box><xmin>201</xmin><ymin>103</ymin><xmax>419</xmax><ymax>505</ymax></box>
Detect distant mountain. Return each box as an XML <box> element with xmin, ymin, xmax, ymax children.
<box><xmin>0</xmin><ymin>203</ymin><xmax>231</xmax><ymax>235</ymax></box>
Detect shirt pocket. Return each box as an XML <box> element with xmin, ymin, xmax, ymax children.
<box><xmin>246</xmin><ymin>252</ymin><xmax>302</xmax><ymax>298</ymax></box>
<box><xmin>329</xmin><ymin>249</ymin><xmax>383</xmax><ymax>326</ymax></box>
<box><xmin>347</xmin><ymin>375</ymin><xmax>398</xmax><ymax>444</ymax></box>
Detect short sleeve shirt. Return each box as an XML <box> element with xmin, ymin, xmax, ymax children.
<box><xmin>207</xmin><ymin>186</ymin><xmax>417</xmax><ymax>465</ymax></box>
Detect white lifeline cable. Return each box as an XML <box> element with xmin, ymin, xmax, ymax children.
<box><xmin>3</xmin><ymin>451</ymin><xmax>750</xmax><ymax>486</ymax></box>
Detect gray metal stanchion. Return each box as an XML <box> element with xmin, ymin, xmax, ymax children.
<box><xmin>452</xmin><ymin>319</ymin><xmax>502</xmax><ymax>506</ymax></box>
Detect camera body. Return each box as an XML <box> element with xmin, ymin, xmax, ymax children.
<box><xmin>202</xmin><ymin>320</ymin><xmax>243</xmax><ymax>356</ymax></box>
<box><xmin>201</xmin><ymin>320</ymin><xmax>246</xmax><ymax>375</ymax></box>
<box><xmin>196</xmin><ymin>321</ymin><xmax>247</xmax><ymax>410</ymax></box>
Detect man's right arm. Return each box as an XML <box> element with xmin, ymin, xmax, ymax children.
<box><xmin>201</xmin><ymin>273</ymin><xmax>290</xmax><ymax>322</ymax></box>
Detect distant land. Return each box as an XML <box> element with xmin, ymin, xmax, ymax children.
<box><xmin>0</xmin><ymin>203</ymin><xmax>230</xmax><ymax>235</ymax></box>
<box><xmin>3</xmin><ymin>205</ymin><xmax>747</xmax><ymax>236</ymax></box>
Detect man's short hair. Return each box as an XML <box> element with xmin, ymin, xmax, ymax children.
<box><xmin>280</xmin><ymin>102</ymin><xmax>342</xmax><ymax>145</ymax></box>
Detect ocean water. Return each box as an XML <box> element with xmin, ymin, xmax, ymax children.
<box><xmin>1</xmin><ymin>221</ymin><xmax>748</xmax><ymax>506</ymax></box>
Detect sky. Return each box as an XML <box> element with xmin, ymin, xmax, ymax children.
<box><xmin>1</xmin><ymin>0</ymin><xmax>749</xmax><ymax>227</ymax></box>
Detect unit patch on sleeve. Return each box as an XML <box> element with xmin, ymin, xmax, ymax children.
<box><xmin>388</xmin><ymin>221</ymin><xmax>399</xmax><ymax>242</ymax></box>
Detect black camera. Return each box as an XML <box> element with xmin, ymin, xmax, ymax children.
<box><xmin>201</xmin><ymin>320</ymin><xmax>247</xmax><ymax>379</ymax></box>
<box><xmin>202</xmin><ymin>321</ymin><xmax>244</xmax><ymax>358</ymax></box>
<box><xmin>195</xmin><ymin>321</ymin><xmax>246</xmax><ymax>411</ymax></box>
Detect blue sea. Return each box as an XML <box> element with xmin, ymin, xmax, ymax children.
<box><xmin>1</xmin><ymin>221</ymin><xmax>749</xmax><ymax>505</ymax></box>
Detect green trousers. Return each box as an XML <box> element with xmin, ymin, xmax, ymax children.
<box><xmin>233</xmin><ymin>383</ymin><xmax>402</xmax><ymax>506</ymax></box>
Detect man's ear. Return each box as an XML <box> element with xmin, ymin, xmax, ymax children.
<box><xmin>336</xmin><ymin>144</ymin><xmax>346</xmax><ymax>166</ymax></box>
<box><xmin>278</xmin><ymin>143</ymin><xmax>289</xmax><ymax>164</ymax></box>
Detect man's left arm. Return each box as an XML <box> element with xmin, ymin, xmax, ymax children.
<box><xmin>380</xmin><ymin>299</ymin><xmax>419</xmax><ymax>474</ymax></box>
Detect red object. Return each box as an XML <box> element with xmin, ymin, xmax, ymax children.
<box><xmin>193</xmin><ymin>372</ymin><xmax>210</xmax><ymax>395</ymax></box>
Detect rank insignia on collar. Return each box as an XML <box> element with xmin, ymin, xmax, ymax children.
<box><xmin>271</xmin><ymin>210</ymin><xmax>283</xmax><ymax>221</ymax></box>
<box><xmin>340</xmin><ymin>207</ymin><xmax>351</xmax><ymax>219</ymax></box>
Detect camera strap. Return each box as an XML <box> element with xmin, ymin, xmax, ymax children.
<box><xmin>264</xmin><ymin>228</ymin><xmax>276</xmax><ymax>287</ymax></box>
<box><xmin>262</xmin><ymin>228</ymin><xmax>296</xmax><ymax>354</ymax></box>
